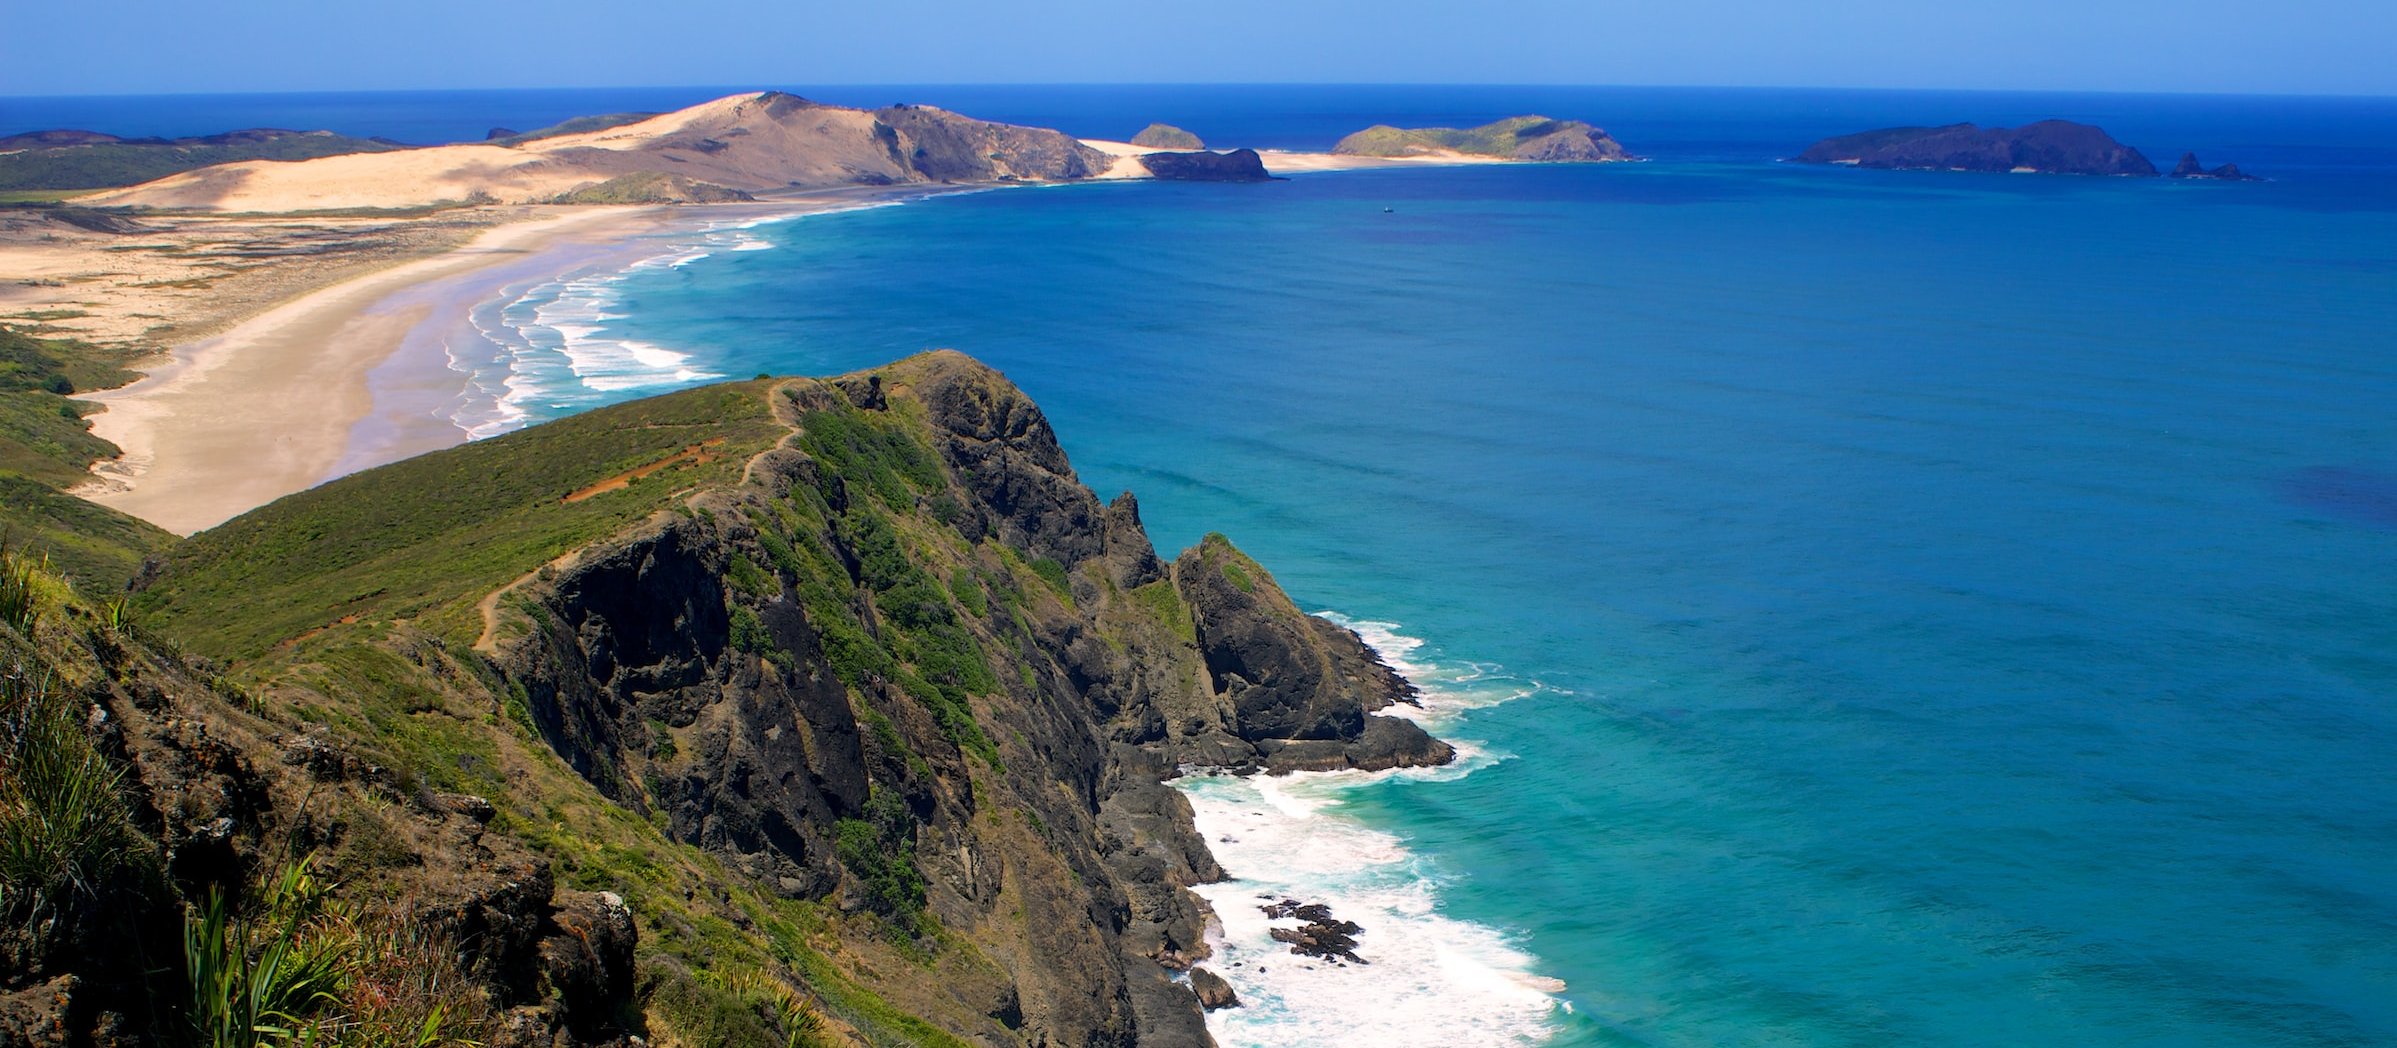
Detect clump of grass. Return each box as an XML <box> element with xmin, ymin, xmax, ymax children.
<box><xmin>339</xmin><ymin>909</ymin><xmax>495</xmax><ymax>1047</ymax></box>
<box><xmin>0</xmin><ymin>550</ymin><xmax>39</xmax><ymax>634</ymax></box>
<box><xmin>183</xmin><ymin>853</ymin><xmax>355</xmax><ymax>1047</ymax></box>
<box><xmin>183</xmin><ymin>852</ymin><xmax>495</xmax><ymax>1047</ymax></box>
<box><xmin>0</xmin><ymin>658</ymin><xmax>156</xmax><ymax>970</ymax></box>
<box><xmin>709</xmin><ymin>968</ymin><xmax>834</xmax><ymax>1048</ymax></box>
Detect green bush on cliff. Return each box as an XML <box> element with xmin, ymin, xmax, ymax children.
<box><xmin>796</xmin><ymin>401</ymin><xmax>943</xmax><ymax>510</ymax></box>
<box><xmin>834</xmin><ymin>790</ymin><xmax>929</xmax><ymax>934</ymax></box>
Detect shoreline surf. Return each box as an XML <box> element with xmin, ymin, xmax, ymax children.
<box><xmin>1174</xmin><ymin>614</ymin><xmax>1571</xmax><ymax>1047</ymax></box>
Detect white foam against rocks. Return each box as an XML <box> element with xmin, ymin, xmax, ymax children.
<box><xmin>1177</xmin><ymin>614</ymin><xmax>1570</xmax><ymax>1047</ymax></box>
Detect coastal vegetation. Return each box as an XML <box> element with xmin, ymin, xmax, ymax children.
<box><xmin>0</xmin><ymin>128</ymin><xmax>400</xmax><ymax>193</ymax></box>
<box><xmin>0</xmin><ymin>327</ymin><xmax>170</xmax><ymax>589</ymax></box>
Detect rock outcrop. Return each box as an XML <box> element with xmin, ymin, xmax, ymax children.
<box><xmin>1132</xmin><ymin>123</ymin><xmax>1206</xmax><ymax>150</ymax></box>
<box><xmin>1138</xmin><ymin>149</ymin><xmax>1276</xmax><ymax>182</ymax></box>
<box><xmin>1793</xmin><ymin>120</ymin><xmax>2158</xmax><ymax>175</ymax></box>
<box><xmin>1187</xmin><ymin>967</ymin><xmax>1240</xmax><ymax>1010</ymax></box>
<box><xmin>488</xmin><ymin>353</ymin><xmax>1452</xmax><ymax>1042</ymax></box>
<box><xmin>1333</xmin><ymin>116</ymin><xmax>1634</xmax><ymax>162</ymax></box>
<box><xmin>2169</xmin><ymin>151</ymin><xmax>2260</xmax><ymax>181</ymax></box>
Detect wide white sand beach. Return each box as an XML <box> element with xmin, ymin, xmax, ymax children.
<box><xmin>69</xmin><ymin>187</ymin><xmax>934</xmax><ymax>534</ymax></box>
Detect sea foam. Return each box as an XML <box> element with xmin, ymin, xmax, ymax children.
<box><xmin>437</xmin><ymin>224</ymin><xmax>775</xmax><ymax>439</ymax></box>
<box><xmin>1178</xmin><ymin>615</ymin><xmax>1566</xmax><ymax>1047</ymax></box>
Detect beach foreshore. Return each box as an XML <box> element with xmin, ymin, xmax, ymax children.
<box><xmin>65</xmin><ymin>186</ymin><xmax>939</xmax><ymax>535</ymax></box>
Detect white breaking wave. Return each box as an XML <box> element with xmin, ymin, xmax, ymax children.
<box><xmin>1177</xmin><ymin>615</ymin><xmax>1566</xmax><ymax>1047</ymax></box>
<box><xmin>437</xmin><ymin>224</ymin><xmax>776</xmax><ymax>440</ymax></box>
<box><xmin>432</xmin><ymin>188</ymin><xmax>995</xmax><ymax>442</ymax></box>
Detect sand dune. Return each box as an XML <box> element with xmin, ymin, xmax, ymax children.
<box><xmin>84</xmin><ymin>93</ymin><xmax>1107</xmax><ymax>213</ymax></box>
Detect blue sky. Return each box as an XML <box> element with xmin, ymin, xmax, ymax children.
<box><xmin>3</xmin><ymin>0</ymin><xmax>2390</xmax><ymax>97</ymax></box>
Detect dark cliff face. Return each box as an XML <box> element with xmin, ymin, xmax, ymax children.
<box><xmin>1794</xmin><ymin>120</ymin><xmax>2159</xmax><ymax>176</ymax></box>
<box><xmin>487</xmin><ymin>351</ymin><xmax>1447</xmax><ymax>1045</ymax></box>
<box><xmin>1138</xmin><ymin>149</ymin><xmax>1276</xmax><ymax>182</ymax></box>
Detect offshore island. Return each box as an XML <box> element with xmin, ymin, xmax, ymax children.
<box><xmin>0</xmin><ymin>91</ymin><xmax>1612</xmax><ymax>1047</ymax></box>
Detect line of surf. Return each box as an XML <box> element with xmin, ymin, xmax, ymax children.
<box><xmin>1176</xmin><ymin>613</ymin><xmax>1571</xmax><ymax>1047</ymax></box>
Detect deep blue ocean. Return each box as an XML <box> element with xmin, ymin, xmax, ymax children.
<box><xmin>12</xmin><ymin>85</ymin><xmax>2397</xmax><ymax>1046</ymax></box>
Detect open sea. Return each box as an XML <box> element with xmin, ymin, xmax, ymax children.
<box><xmin>11</xmin><ymin>85</ymin><xmax>2397</xmax><ymax>1046</ymax></box>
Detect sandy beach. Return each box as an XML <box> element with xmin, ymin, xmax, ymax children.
<box><xmin>62</xmin><ymin>187</ymin><xmax>937</xmax><ymax>534</ymax></box>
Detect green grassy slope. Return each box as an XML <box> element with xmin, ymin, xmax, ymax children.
<box><xmin>0</xmin><ymin>327</ymin><xmax>169</xmax><ymax>590</ymax></box>
<box><xmin>145</xmin><ymin>380</ymin><xmax>786</xmax><ymax>658</ymax></box>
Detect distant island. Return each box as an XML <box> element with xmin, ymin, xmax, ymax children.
<box><xmin>1130</xmin><ymin>122</ymin><xmax>1205</xmax><ymax>149</ymax></box>
<box><xmin>1793</xmin><ymin>121</ymin><xmax>2158</xmax><ymax>176</ymax></box>
<box><xmin>1792</xmin><ymin>120</ymin><xmax>2261</xmax><ymax>180</ymax></box>
<box><xmin>1333</xmin><ymin>116</ymin><xmax>1634</xmax><ymax>162</ymax></box>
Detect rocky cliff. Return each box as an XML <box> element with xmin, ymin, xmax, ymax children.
<box><xmin>1792</xmin><ymin>120</ymin><xmax>2159</xmax><ymax>175</ymax></box>
<box><xmin>5</xmin><ymin>352</ymin><xmax>1447</xmax><ymax>1046</ymax></box>
<box><xmin>1135</xmin><ymin>150</ymin><xmax>1275</xmax><ymax>182</ymax></box>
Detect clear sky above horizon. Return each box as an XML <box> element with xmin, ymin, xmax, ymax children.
<box><xmin>3</xmin><ymin>0</ymin><xmax>2391</xmax><ymax>98</ymax></box>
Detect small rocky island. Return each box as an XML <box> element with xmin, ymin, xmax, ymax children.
<box><xmin>2170</xmin><ymin>151</ymin><xmax>2261</xmax><ymax>181</ymax></box>
<box><xmin>1793</xmin><ymin>120</ymin><xmax>2160</xmax><ymax>176</ymax></box>
<box><xmin>1333</xmin><ymin>115</ymin><xmax>1634</xmax><ymax>162</ymax></box>
<box><xmin>1132</xmin><ymin>122</ymin><xmax>1205</xmax><ymax>149</ymax></box>
<box><xmin>1138</xmin><ymin>148</ymin><xmax>1275</xmax><ymax>182</ymax></box>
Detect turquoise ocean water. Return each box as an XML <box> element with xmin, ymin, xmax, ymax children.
<box><xmin>13</xmin><ymin>86</ymin><xmax>2397</xmax><ymax>1045</ymax></box>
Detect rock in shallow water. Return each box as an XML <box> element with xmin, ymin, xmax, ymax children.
<box><xmin>1188</xmin><ymin>966</ymin><xmax>1242</xmax><ymax>1010</ymax></box>
<box><xmin>1262</xmin><ymin>898</ymin><xmax>1369</xmax><ymax>964</ymax></box>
